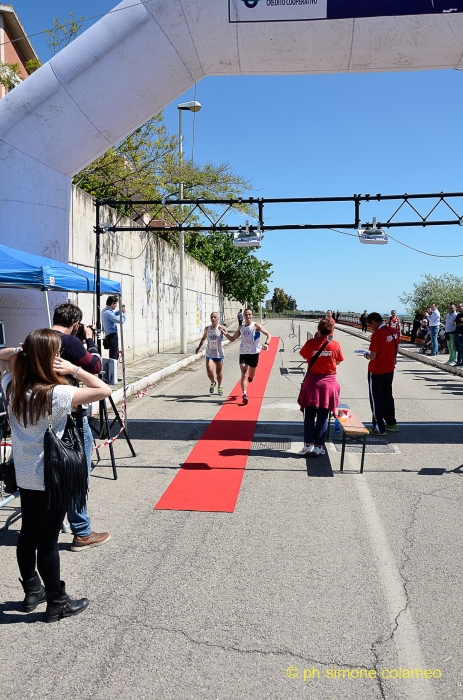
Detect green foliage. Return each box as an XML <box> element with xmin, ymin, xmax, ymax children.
<box><xmin>45</xmin><ymin>13</ymin><xmax>83</xmax><ymax>56</ymax></box>
<box><xmin>74</xmin><ymin>113</ymin><xmax>255</xmax><ymax>238</ymax></box>
<box><xmin>271</xmin><ymin>287</ymin><xmax>297</xmax><ymax>313</ymax></box>
<box><xmin>74</xmin><ymin>112</ymin><xmax>268</xmax><ymax>301</ymax></box>
<box><xmin>0</xmin><ymin>60</ymin><xmax>22</xmax><ymax>91</ymax></box>
<box><xmin>286</xmin><ymin>295</ymin><xmax>297</xmax><ymax>311</ymax></box>
<box><xmin>74</xmin><ymin>114</ymin><xmax>177</xmax><ymax>202</ymax></box>
<box><xmin>186</xmin><ymin>231</ymin><xmax>272</xmax><ymax>307</ymax></box>
<box><xmin>399</xmin><ymin>273</ymin><xmax>463</xmax><ymax>313</ymax></box>
<box><xmin>25</xmin><ymin>58</ymin><xmax>42</xmax><ymax>74</ymax></box>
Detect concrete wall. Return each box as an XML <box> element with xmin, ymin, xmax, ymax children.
<box><xmin>69</xmin><ymin>186</ymin><xmax>240</xmax><ymax>361</ymax></box>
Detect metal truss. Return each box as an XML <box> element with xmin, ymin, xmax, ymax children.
<box><xmin>95</xmin><ymin>192</ymin><xmax>463</xmax><ymax>234</ymax></box>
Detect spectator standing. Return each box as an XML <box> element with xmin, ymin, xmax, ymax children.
<box><xmin>388</xmin><ymin>310</ymin><xmax>401</xmax><ymax>335</ymax></box>
<box><xmin>360</xmin><ymin>310</ymin><xmax>368</xmax><ymax>333</ymax></box>
<box><xmin>445</xmin><ymin>304</ymin><xmax>457</xmax><ymax>366</ymax></box>
<box><xmin>102</xmin><ymin>296</ymin><xmax>126</xmax><ymax>361</ymax></box>
<box><xmin>410</xmin><ymin>310</ymin><xmax>422</xmax><ymax>344</ymax></box>
<box><xmin>237</xmin><ymin>309</ymin><xmax>244</xmax><ymax>327</ymax></box>
<box><xmin>428</xmin><ymin>303</ymin><xmax>441</xmax><ymax>356</ymax></box>
<box><xmin>0</xmin><ymin>330</ymin><xmax>110</xmax><ymax>621</ymax></box>
<box><xmin>364</xmin><ymin>312</ymin><xmax>399</xmax><ymax>435</ymax></box>
<box><xmin>454</xmin><ymin>303</ymin><xmax>463</xmax><ymax>366</ymax></box>
<box><xmin>297</xmin><ymin>318</ymin><xmax>344</xmax><ymax>456</ymax></box>
<box><xmin>52</xmin><ymin>303</ymin><xmax>111</xmax><ymax>552</ymax></box>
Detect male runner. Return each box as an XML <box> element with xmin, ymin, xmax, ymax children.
<box><xmin>220</xmin><ymin>309</ymin><xmax>271</xmax><ymax>405</ymax></box>
<box><xmin>195</xmin><ymin>312</ymin><xmax>225</xmax><ymax>395</ymax></box>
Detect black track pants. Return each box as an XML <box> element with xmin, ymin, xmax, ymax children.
<box><xmin>368</xmin><ymin>371</ymin><xmax>396</xmax><ymax>433</ymax></box>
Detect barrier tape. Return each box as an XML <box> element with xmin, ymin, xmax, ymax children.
<box><xmin>90</xmin><ymin>381</ymin><xmax>158</xmax><ymax>451</ymax></box>
<box><xmin>133</xmin><ymin>382</ymin><xmax>158</xmax><ymax>399</ymax></box>
<box><xmin>92</xmin><ymin>396</ymin><xmax>126</xmax><ymax>451</ymax></box>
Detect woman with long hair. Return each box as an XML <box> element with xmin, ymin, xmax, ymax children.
<box><xmin>297</xmin><ymin>318</ymin><xmax>344</xmax><ymax>457</ymax></box>
<box><xmin>0</xmin><ymin>329</ymin><xmax>110</xmax><ymax>622</ymax></box>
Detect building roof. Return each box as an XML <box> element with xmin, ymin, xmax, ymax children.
<box><xmin>0</xmin><ymin>4</ymin><xmax>39</xmax><ymax>63</ymax></box>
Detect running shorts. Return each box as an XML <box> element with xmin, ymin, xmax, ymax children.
<box><xmin>239</xmin><ymin>353</ymin><xmax>260</xmax><ymax>368</ymax></box>
<box><xmin>206</xmin><ymin>356</ymin><xmax>224</xmax><ymax>363</ymax></box>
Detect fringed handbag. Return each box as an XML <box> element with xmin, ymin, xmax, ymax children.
<box><xmin>43</xmin><ymin>390</ymin><xmax>88</xmax><ymax>511</ymax></box>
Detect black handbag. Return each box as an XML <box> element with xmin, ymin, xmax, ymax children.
<box><xmin>43</xmin><ymin>390</ymin><xmax>88</xmax><ymax>511</ymax></box>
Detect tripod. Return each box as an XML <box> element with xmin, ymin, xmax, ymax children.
<box><xmin>90</xmin><ymin>377</ymin><xmax>136</xmax><ymax>480</ymax></box>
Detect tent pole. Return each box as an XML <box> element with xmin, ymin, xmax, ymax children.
<box><xmin>43</xmin><ymin>290</ymin><xmax>52</xmax><ymax>328</ymax></box>
<box><xmin>119</xmin><ymin>283</ymin><xmax>127</xmax><ymax>413</ymax></box>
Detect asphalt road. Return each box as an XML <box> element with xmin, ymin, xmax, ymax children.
<box><xmin>1</xmin><ymin>318</ymin><xmax>462</xmax><ymax>700</ymax></box>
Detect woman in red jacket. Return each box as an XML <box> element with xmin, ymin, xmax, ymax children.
<box><xmin>297</xmin><ymin>319</ymin><xmax>344</xmax><ymax>456</ymax></box>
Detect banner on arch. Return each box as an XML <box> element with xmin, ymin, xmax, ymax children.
<box><xmin>229</xmin><ymin>0</ymin><xmax>463</xmax><ymax>24</ymax></box>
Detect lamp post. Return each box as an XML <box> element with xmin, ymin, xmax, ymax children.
<box><xmin>178</xmin><ymin>100</ymin><xmax>201</xmax><ymax>353</ymax></box>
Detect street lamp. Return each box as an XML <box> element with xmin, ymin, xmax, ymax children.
<box><xmin>259</xmin><ymin>259</ymin><xmax>270</xmax><ymax>323</ymax></box>
<box><xmin>178</xmin><ymin>100</ymin><xmax>202</xmax><ymax>354</ymax></box>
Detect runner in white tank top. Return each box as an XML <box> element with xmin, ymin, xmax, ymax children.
<box><xmin>220</xmin><ymin>308</ymin><xmax>272</xmax><ymax>405</ymax></box>
<box><xmin>195</xmin><ymin>311</ymin><xmax>225</xmax><ymax>396</ymax></box>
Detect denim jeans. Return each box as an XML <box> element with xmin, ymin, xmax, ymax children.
<box><xmin>429</xmin><ymin>326</ymin><xmax>439</xmax><ymax>354</ymax></box>
<box><xmin>304</xmin><ymin>406</ymin><xmax>329</xmax><ymax>447</ymax></box>
<box><xmin>457</xmin><ymin>334</ymin><xmax>463</xmax><ymax>365</ymax></box>
<box><xmin>67</xmin><ymin>416</ymin><xmax>93</xmax><ymax>537</ymax></box>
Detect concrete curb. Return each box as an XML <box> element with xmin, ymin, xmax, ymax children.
<box><xmin>335</xmin><ymin>324</ymin><xmax>463</xmax><ymax>378</ymax></box>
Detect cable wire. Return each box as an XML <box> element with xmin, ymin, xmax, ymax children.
<box><xmin>0</xmin><ymin>1</ymin><xmax>152</xmax><ymax>48</ymax></box>
<box><xmin>328</xmin><ymin>228</ymin><xmax>463</xmax><ymax>257</ymax></box>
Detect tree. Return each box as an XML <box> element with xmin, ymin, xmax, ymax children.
<box><xmin>399</xmin><ymin>273</ymin><xmax>463</xmax><ymax>313</ymax></box>
<box><xmin>25</xmin><ymin>59</ymin><xmax>42</xmax><ymax>74</ymax></box>
<box><xmin>272</xmin><ymin>287</ymin><xmax>289</xmax><ymax>313</ymax></box>
<box><xmin>286</xmin><ymin>295</ymin><xmax>297</xmax><ymax>311</ymax></box>
<box><xmin>44</xmin><ymin>13</ymin><xmax>84</xmax><ymax>55</ymax></box>
<box><xmin>73</xmin><ymin>112</ymin><xmax>271</xmax><ymax>298</ymax></box>
<box><xmin>186</xmin><ymin>231</ymin><xmax>272</xmax><ymax>308</ymax></box>
<box><xmin>74</xmin><ymin>113</ymin><xmax>255</xmax><ymax>238</ymax></box>
<box><xmin>0</xmin><ymin>60</ymin><xmax>22</xmax><ymax>91</ymax></box>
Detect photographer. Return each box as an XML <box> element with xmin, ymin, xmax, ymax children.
<box><xmin>102</xmin><ymin>296</ymin><xmax>126</xmax><ymax>361</ymax></box>
<box><xmin>51</xmin><ymin>303</ymin><xmax>111</xmax><ymax>552</ymax></box>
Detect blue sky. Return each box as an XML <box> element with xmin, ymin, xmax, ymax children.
<box><xmin>10</xmin><ymin>1</ymin><xmax>463</xmax><ymax>314</ymax></box>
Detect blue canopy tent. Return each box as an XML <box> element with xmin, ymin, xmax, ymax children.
<box><xmin>0</xmin><ymin>243</ymin><xmax>120</xmax><ymax>293</ymax></box>
<box><xmin>0</xmin><ymin>243</ymin><xmax>121</xmax><ymax>328</ymax></box>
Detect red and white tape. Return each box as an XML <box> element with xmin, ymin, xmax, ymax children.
<box><xmin>92</xmin><ymin>396</ymin><xmax>126</xmax><ymax>451</ymax></box>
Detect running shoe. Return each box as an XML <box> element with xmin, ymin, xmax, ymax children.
<box><xmin>385</xmin><ymin>424</ymin><xmax>399</xmax><ymax>432</ymax></box>
<box><xmin>369</xmin><ymin>428</ymin><xmax>386</xmax><ymax>436</ymax></box>
<box><xmin>299</xmin><ymin>444</ymin><xmax>315</xmax><ymax>456</ymax></box>
<box><xmin>209</xmin><ymin>381</ymin><xmax>216</xmax><ymax>394</ymax></box>
<box><xmin>218</xmin><ymin>386</ymin><xmax>223</xmax><ymax>396</ymax></box>
<box><xmin>313</xmin><ymin>446</ymin><xmax>326</xmax><ymax>456</ymax></box>
<box><xmin>242</xmin><ymin>393</ymin><xmax>249</xmax><ymax>405</ymax></box>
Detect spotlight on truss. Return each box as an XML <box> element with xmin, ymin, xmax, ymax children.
<box><xmin>233</xmin><ymin>220</ymin><xmax>262</xmax><ymax>248</ymax></box>
<box><xmin>358</xmin><ymin>217</ymin><xmax>388</xmax><ymax>245</ymax></box>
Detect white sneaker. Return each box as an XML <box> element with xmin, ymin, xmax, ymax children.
<box><xmin>313</xmin><ymin>446</ymin><xmax>326</xmax><ymax>456</ymax></box>
<box><xmin>299</xmin><ymin>444</ymin><xmax>315</xmax><ymax>455</ymax></box>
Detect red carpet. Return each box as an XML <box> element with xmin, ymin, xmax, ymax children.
<box><xmin>154</xmin><ymin>337</ymin><xmax>279</xmax><ymax>512</ymax></box>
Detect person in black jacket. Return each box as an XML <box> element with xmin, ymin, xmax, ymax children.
<box><xmin>52</xmin><ymin>303</ymin><xmax>111</xmax><ymax>552</ymax></box>
<box><xmin>360</xmin><ymin>310</ymin><xmax>368</xmax><ymax>333</ymax></box>
<box><xmin>410</xmin><ymin>310</ymin><xmax>423</xmax><ymax>344</ymax></box>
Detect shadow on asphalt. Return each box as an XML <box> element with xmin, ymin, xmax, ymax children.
<box><xmin>402</xmin><ymin>368</ymin><xmax>463</xmax><ymax>395</ymax></box>
<box><xmin>0</xmin><ymin>601</ymin><xmax>44</xmax><ymax>624</ymax></box>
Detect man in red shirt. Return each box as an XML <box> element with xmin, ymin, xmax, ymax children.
<box><xmin>388</xmin><ymin>309</ymin><xmax>401</xmax><ymax>335</ymax></box>
<box><xmin>364</xmin><ymin>312</ymin><xmax>399</xmax><ymax>435</ymax></box>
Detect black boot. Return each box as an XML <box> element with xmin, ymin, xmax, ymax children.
<box><xmin>19</xmin><ymin>573</ymin><xmax>46</xmax><ymax>612</ymax></box>
<box><xmin>45</xmin><ymin>581</ymin><xmax>89</xmax><ymax>623</ymax></box>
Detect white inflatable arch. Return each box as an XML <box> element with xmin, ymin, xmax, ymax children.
<box><xmin>1</xmin><ymin>0</ymin><xmax>463</xmax><ymax>337</ymax></box>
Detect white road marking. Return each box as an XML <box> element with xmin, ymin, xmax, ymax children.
<box><xmin>345</xmin><ymin>450</ymin><xmax>435</xmax><ymax>700</ymax></box>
